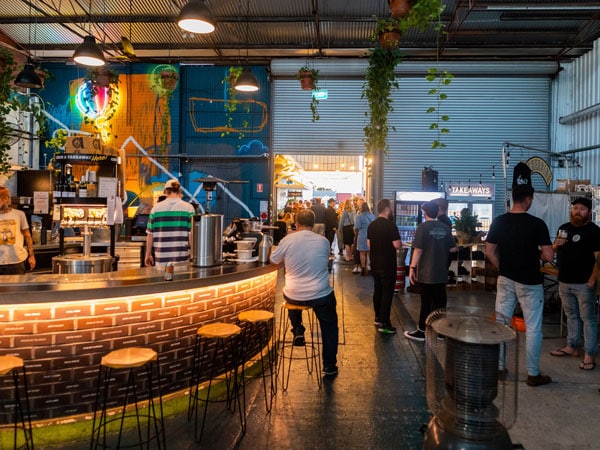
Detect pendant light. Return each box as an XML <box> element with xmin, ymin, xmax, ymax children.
<box><xmin>73</xmin><ymin>0</ymin><xmax>105</xmax><ymax>66</ymax></box>
<box><xmin>234</xmin><ymin>0</ymin><xmax>259</xmax><ymax>92</ymax></box>
<box><xmin>234</xmin><ymin>68</ymin><xmax>259</xmax><ymax>92</ymax></box>
<box><xmin>14</xmin><ymin>0</ymin><xmax>42</xmax><ymax>89</ymax></box>
<box><xmin>15</xmin><ymin>62</ymin><xmax>42</xmax><ymax>89</ymax></box>
<box><xmin>178</xmin><ymin>0</ymin><xmax>215</xmax><ymax>34</ymax></box>
<box><xmin>73</xmin><ymin>35</ymin><xmax>105</xmax><ymax>66</ymax></box>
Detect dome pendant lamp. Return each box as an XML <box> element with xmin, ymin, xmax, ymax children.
<box><xmin>234</xmin><ymin>68</ymin><xmax>259</xmax><ymax>92</ymax></box>
<box><xmin>15</xmin><ymin>61</ymin><xmax>42</xmax><ymax>89</ymax></box>
<box><xmin>178</xmin><ymin>0</ymin><xmax>215</xmax><ymax>34</ymax></box>
<box><xmin>73</xmin><ymin>35</ymin><xmax>105</xmax><ymax>66</ymax></box>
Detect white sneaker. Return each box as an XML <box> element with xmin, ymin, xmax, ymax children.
<box><xmin>352</xmin><ymin>267</ymin><xmax>360</xmax><ymax>274</ymax></box>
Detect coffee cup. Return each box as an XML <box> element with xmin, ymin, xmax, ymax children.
<box><xmin>237</xmin><ymin>249</ymin><xmax>253</xmax><ymax>260</ymax></box>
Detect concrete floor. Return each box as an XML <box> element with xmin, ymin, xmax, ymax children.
<box><xmin>43</xmin><ymin>256</ymin><xmax>600</xmax><ymax>450</ymax></box>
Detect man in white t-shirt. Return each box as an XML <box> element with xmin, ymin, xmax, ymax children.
<box><xmin>270</xmin><ymin>209</ymin><xmax>339</xmax><ymax>377</ymax></box>
<box><xmin>0</xmin><ymin>186</ymin><xmax>35</xmax><ymax>275</ymax></box>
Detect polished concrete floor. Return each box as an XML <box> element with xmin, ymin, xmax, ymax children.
<box><xmin>43</xmin><ymin>256</ymin><xmax>600</xmax><ymax>450</ymax></box>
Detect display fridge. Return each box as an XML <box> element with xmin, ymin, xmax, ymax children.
<box><xmin>394</xmin><ymin>191</ymin><xmax>445</xmax><ymax>242</ymax></box>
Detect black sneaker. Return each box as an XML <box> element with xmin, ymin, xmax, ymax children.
<box><xmin>323</xmin><ymin>365</ymin><xmax>338</xmax><ymax>376</ymax></box>
<box><xmin>404</xmin><ymin>329</ymin><xmax>425</xmax><ymax>341</ymax></box>
<box><xmin>293</xmin><ymin>335</ymin><xmax>305</xmax><ymax>346</ymax></box>
<box><xmin>377</xmin><ymin>325</ymin><xmax>397</xmax><ymax>334</ymax></box>
<box><xmin>527</xmin><ymin>373</ymin><xmax>552</xmax><ymax>387</ymax></box>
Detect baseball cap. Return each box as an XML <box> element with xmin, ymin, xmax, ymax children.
<box><xmin>165</xmin><ymin>179</ymin><xmax>180</xmax><ymax>190</ymax></box>
<box><xmin>571</xmin><ymin>197</ymin><xmax>592</xmax><ymax>210</ymax></box>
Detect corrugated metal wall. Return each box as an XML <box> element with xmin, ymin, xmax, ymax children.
<box><xmin>551</xmin><ymin>38</ymin><xmax>600</xmax><ymax>185</ymax></box>
<box><xmin>273</xmin><ymin>66</ymin><xmax>551</xmax><ymax>217</ymax></box>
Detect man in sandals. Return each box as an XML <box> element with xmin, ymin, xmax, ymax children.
<box><xmin>550</xmin><ymin>197</ymin><xmax>600</xmax><ymax>371</ymax></box>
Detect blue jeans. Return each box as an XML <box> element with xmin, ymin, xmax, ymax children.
<box><xmin>496</xmin><ymin>276</ymin><xmax>544</xmax><ymax>376</ymax></box>
<box><xmin>559</xmin><ymin>282</ymin><xmax>598</xmax><ymax>356</ymax></box>
<box><xmin>285</xmin><ymin>291</ymin><xmax>339</xmax><ymax>369</ymax></box>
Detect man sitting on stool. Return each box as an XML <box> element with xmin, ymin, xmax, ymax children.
<box><xmin>270</xmin><ymin>209</ymin><xmax>340</xmax><ymax>377</ymax></box>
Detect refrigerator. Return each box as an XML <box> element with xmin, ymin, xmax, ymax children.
<box><xmin>394</xmin><ymin>191</ymin><xmax>445</xmax><ymax>242</ymax></box>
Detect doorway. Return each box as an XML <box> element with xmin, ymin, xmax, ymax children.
<box><xmin>274</xmin><ymin>154</ymin><xmax>365</xmax><ymax>212</ymax></box>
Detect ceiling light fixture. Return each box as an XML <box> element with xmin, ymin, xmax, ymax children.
<box><xmin>15</xmin><ymin>0</ymin><xmax>42</xmax><ymax>89</ymax></box>
<box><xmin>235</xmin><ymin>68</ymin><xmax>259</xmax><ymax>92</ymax></box>
<box><xmin>234</xmin><ymin>0</ymin><xmax>259</xmax><ymax>92</ymax></box>
<box><xmin>73</xmin><ymin>35</ymin><xmax>105</xmax><ymax>66</ymax></box>
<box><xmin>15</xmin><ymin>62</ymin><xmax>42</xmax><ymax>89</ymax></box>
<box><xmin>178</xmin><ymin>0</ymin><xmax>215</xmax><ymax>34</ymax></box>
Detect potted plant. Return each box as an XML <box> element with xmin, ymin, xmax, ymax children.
<box><xmin>160</xmin><ymin>68</ymin><xmax>179</xmax><ymax>91</ymax></box>
<box><xmin>296</xmin><ymin>66</ymin><xmax>320</xmax><ymax>121</ymax></box>
<box><xmin>389</xmin><ymin>0</ymin><xmax>415</xmax><ymax>18</ymax></box>
<box><xmin>372</xmin><ymin>18</ymin><xmax>402</xmax><ymax>50</ymax></box>
<box><xmin>453</xmin><ymin>208</ymin><xmax>481</xmax><ymax>245</ymax></box>
<box><xmin>361</xmin><ymin>46</ymin><xmax>402</xmax><ymax>156</ymax></box>
<box><xmin>87</xmin><ymin>67</ymin><xmax>119</xmax><ymax>88</ymax></box>
<box><xmin>296</xmin><ymin>66</ymin><xmax>319</xmax><ymax>91</ymax></box>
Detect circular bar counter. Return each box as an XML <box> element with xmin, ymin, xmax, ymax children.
<box><xmin>0</xmin><ymin>262</ymin><xmax>278</xmax><ymax>423</ymax></box>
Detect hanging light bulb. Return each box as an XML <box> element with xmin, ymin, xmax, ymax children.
<box><xmin>14</xmin><ymin>0</ymin><xmax>42</xmax><ymax>88</ymax></box>
<box><xmin>234</xmin><ymin>67</ymin><xmax>259</xmax><ymax>92</ymax></box>
<box><xmin>15</xmin><ymin>61</ymin><xmax>42</xmax><ymax>89</ymax></box>
<box><xmin>73</xmin><ymin>36</ymin><xmax>105</xmax><ymax>66</ymax></box>
<box><xmin>178</xmin><ymin>0</ymin><xmax>215</xmax><ymax>34</ymax></box>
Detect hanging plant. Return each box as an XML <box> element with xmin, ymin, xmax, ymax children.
<box><xmin>221</xmin><ymin>66</ymin><xmax>251</xmax><ymax>139</ymax></box>
<box><xmin>426</xmin><ymin>68</ymin><xmax>452</xmax><ymax>149</ymax></box>
<box><xmin>296</xmin><ymin>66</ymin><xmax>318</xmax><ymax>91</ymax></box>
<box><xmin>149</xmin><ymin>64</ymin><xmax>178</xmax><ymax>154</ymax></box>
<box><xmin>362</xmin><ymin>46</ymin><xmax>402</xmax><ymax>156</ymax></box>
<box><xmin>422</xmin><ymin>0</ymin><xmax>453</xmax><ymax>149</ymax></box>
<box><xmin>296</xmin><ymin>66</ymin><xmax>320</xmax><ymax>122</ymax></box>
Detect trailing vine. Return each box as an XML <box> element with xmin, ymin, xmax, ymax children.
<box><xmin>362</xmin><ymin>47</ymin><xmax>402</xmax><ymax>156</ymax></box>
<box><xmin>222</xmin><ymin>66</ymin><xmax>251</xmax><ymax>139</ymax></box>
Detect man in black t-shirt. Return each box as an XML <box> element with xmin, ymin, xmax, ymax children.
<box><xmin>367</xmin><ymin>199</ymin><xmax>402</xmax><ymax>334</ymax></box>
<box><xmin>550</xmin><ymin>197</ymin><xmax>600</xmax><ymax>370</ymax></box>
<box><xmin>486</xmin><ymin>184</ymin><xmax>554</xmax><ymax>387</ymax></box>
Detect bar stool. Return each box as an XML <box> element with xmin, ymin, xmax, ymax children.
<box><xmin>0</xmin><ymin>355</ymin><xmax>34</xmax><ymax>450</ymax></box>
<box><xmin>187</xmin><ymin>322</ymin><xmax>245</xmax><ymax>443</ymax></box>
<box><xmin>90</xmin><ymin>347</ymin><xmax>165</xmax><ymax>450</ymax></box>
<box><xmin>277</xmin><ymin>301</ymin><xmax>322</xmax><ymax>391</ymax></box>
<box><xmin>237</xmin><ymin>310</ymin><xmax>276</xmax><ymax>412</ymax></box>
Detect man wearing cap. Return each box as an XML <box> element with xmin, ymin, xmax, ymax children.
<box><xmin>550</xmin><ymin>197</ymin><xmax>600</xmax><ymax>370</ymax></box>
<box><xmin>145</xmin><ymin>179</ymin><xmax>196</xmax><ymax>268</ymax></box>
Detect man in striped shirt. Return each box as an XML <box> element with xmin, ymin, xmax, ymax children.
<box><xmin>145</xmin><ymin>179</ymin><xmax>196</xmax><ymax>268</ymax></box>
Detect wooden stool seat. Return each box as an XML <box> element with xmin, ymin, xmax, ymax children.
<box><xmin>282</xmin><ymin>301</ymin><xmax>312</xmax><ymax>311</ymax></box>
<box><xmin>238</xmin><ymin>310</ymin><xmax>274</xmax><ymax>323</ymax></box>
<box><xmin>0</xmin><ymin>355</ymin><xmax>24</xmax><ymax>375</ymax></box>
<box><xmin>197</xmin><ymin>322</ymin><xmax>241</xmax><ymax>339</ymax></box>
<box><xmin>100</xmin><ymin>347</ymin><xmax>157</xmax><ymax>369</ymax></box>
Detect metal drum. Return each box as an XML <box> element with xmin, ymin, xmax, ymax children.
<box><xmin>192</xmin><ymin>214</ymin><xmax>223</xmax><ymax>267</ymax></box>
<box><xmin>52</xmin><ymin>254</ymin><xmax>113</xmax><ymax>274</ymax></box>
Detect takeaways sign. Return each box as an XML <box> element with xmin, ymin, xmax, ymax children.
<box><xmin>447</xmin><ymin>183</ymin><xmax>494</xmax><ymax>200</ymax></box>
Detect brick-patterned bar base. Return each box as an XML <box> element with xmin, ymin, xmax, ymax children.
<box><xmin>0</xmin><ymin>265</ymin><xmax>277</xmax><ymax>424</ymax></box>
